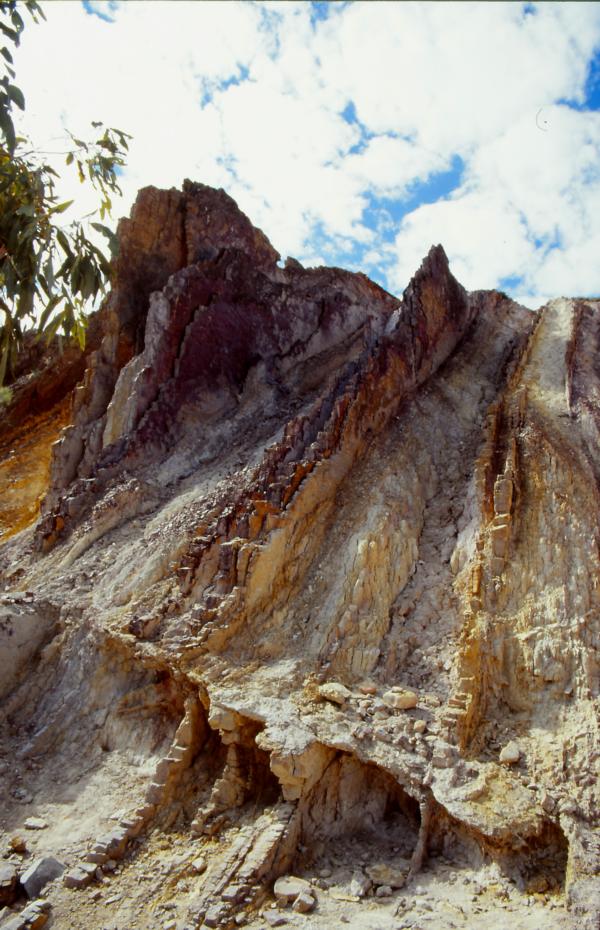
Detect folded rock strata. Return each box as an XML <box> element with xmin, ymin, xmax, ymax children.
<box><xmin>0</xmin><ymin>181</ymin><xmax>598</xmax><ymax>930</ymax></box>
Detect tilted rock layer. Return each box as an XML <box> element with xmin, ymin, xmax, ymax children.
<box><xmin>0</xmin><ymin>182</ymin><xmax>598</xmax><ymax>930</ymax></box>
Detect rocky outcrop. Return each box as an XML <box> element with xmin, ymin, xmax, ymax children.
<box><xmin>0</xmin><ymin>183</ymin><xmax>598</xmax><ymax>930</ymax></box>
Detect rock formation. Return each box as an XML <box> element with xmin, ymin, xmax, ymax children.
<box><xmin>0</xmin><ymin>181</ymin><xmax>598</xmax><ymax>930</ymax></box>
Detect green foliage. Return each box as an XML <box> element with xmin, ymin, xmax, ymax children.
<box><xmin>0</xmin><ymin>0</ymin><xmax>131</xmax><ymax>384</ymax></box>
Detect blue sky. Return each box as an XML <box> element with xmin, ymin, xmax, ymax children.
<box><xmin>15</xmin><ymin>1</ymin><xmax>600</xmax><ymax>307</ymax></box>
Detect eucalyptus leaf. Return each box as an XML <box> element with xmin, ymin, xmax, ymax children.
<box><xmin>6</xmin><ymin>82</ymin><xmax>24</xmax><ymax>109</ymax></box>
<box><xmin>0</xmin><ymin>0</ymin><xmax>131</xmax><ymax>384</ymax></box>
<box><xmin>49</xmin><ymin>199</ymin><xmax>73</xmax><ymax>214</ymax></box>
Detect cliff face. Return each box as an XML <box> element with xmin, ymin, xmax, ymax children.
<box><xmin>0</xmin><ymin>183</ymin><xmax>598</xmax><ymax>930</ymax></box>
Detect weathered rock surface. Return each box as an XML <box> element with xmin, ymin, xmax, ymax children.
<box><xmin>0</xmin><ymin>182</ymin><xmax>598</xmax><ymax>930</ymax></box>
<box><xmin>0</xmin><ymin>596</ymin><xmax>58</xmax><ymax>700</ymax></box>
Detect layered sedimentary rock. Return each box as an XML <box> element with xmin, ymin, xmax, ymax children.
<box><xmin>0</xmin><ymin>182</ymin><xmax>598</xmax><ymax>930</ymax></box>
<box><xmin>0</xmin><ymin>332</ymin><xmax>95</xmax><ymax>543</ymax></box>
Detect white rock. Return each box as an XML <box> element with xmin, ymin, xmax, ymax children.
<box><xmin>349</xmin><ymin>872</ymin><xmax>371</xmax><ymax>898</ymax></box>
<box><xmin>499</xmin><ymin>741</ymin><xmax>521</xmax><ymax>764</ymax></box>
<box><xmin>383</xmin><ymin>688</ymin><xmax>418</xmax><ymax>710</ymax></box>
<box><xmin>317</xmin><ymin>682</ymin><xmax>351</xmax><ymax>706</ymax></box>
<box><xmin>191</xmin><ymin>856</ymin><xmax>207</xmax><ymax>874</ymax></box>
<box><xmin>24</xmin><ymin>817</ymin><xmax>48</xmax><ymax>831</ymax></box>
<box><xmin>208</xmin><ymin>704</ymin><xmax>238</xmax><ymax>732</ymax></box>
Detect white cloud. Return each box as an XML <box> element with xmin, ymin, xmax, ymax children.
<box><xmin>11</xmin><ymin>0</ymin><xmax>600</xmax><ymax>304</ymax></box>
<box><xmin>345</xmin><ymin>135</ymin><xmax>449</xmax><ymax>199</ymax></box>
<box><xmin>314</xmin><ymin>1</ymin><xmax>599</xmax><ymax>153</ymax></box>
<box><xmin>390</xmin><ymin>191</ymin><xmax>534</xmax><ymax>292</ymax></box>
<box><xmin>390</xmin><ymin>104</ymin><xmax>600</xmax><ymax>300</ymax></box>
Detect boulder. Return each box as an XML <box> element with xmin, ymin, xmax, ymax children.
<box><xmin>499</xmin><ymin>741</ymin><xmax>521</xmax><ymax>765</ymax></box>
<box><xmin>317</xmin><ymin>683</ymin><xmax>351</xmax><ymax>706</ymax></box>
<box><xmin>383</xmin><ymin>688</ymin><xmax>418</xmax><ymax>710</ymax></box>
<box><xmin>273</xmin><ymin>876</ymin><xmax>312</xmax><ymax>904</ymax></box>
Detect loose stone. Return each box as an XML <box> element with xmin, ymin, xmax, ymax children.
<box><xmin>317</xmin><ymin>683</ymin><xmax>351</xmax><ymax>706</ymax></box>
<box><xmin>499</xmin><ymin>741</ymin><xmax>521</xmax><ymax>765</ymax></box>
<box><xmin>23</xmin><ymin>818</ymin><xmax>47</xmax><ymax>831</ymax></box>
<box><xmin>375</xmin><ymin>884</ymin><xmax>393</xmax><ymax>897</ymax></box>
<box><xmin>383</xmin><ymin>689</ymin><xmax>418</xmax><ymax>710</ymax></box>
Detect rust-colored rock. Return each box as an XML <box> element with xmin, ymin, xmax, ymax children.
<box><xmin>0</xmin><ymin>330</ymin><xmax>98</xmax><ymax>542</ymax></box>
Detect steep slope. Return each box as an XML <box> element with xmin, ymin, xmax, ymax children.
<box><xmin>0</xmin><ymin>183</ymin><xmax>598</xmax><ymax>930</ymax></box>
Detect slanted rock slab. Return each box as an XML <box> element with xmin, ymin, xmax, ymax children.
<box><xmin>19</xmin><ymin>899</ymin><xmax>51</xmax><ymax>929</ymax></box>
<box><xmin>20</xmin><ymin>857</ymin><xmax>64</xmax><ymax>899</ymax></box>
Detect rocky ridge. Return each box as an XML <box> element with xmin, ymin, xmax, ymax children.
<box><xmin>0</xmin><ymin>181</ymin><xmax>598</xmax><ymax>930</ymax></box>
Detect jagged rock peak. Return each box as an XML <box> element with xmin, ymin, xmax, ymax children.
<box><xmin>180</xmin><ymin>179</ymin><xmax>280</xmax><ymax>267</ymax></box>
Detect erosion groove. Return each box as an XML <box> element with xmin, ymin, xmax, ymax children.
<box><xmin>0</xmin><ymin>182</ymin><xmax>598</xmax><ymax>930</ymax></box>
